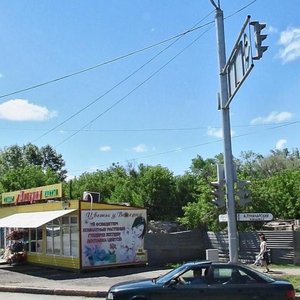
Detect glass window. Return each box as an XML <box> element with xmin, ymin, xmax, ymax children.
<box><xmin>62</xmin><ymin>217</ymin><xmax>69</xmax><ymax>225</ymax></box>
<box><xmin>53</xmin><ymin>225</ymin><xmax>61</xmax><ymax>255</ymax></box>
<box><xmin>36</xmin><ymin>228</ymin><xmax>42</xmax><ymax>253</ymax></box>
<box><xmin>30</xmin><ymin>228</ymin><xmax>37</xmax><ymax>252</ymax></box>
<box><xmin>46</xmin><ymin>215</ymin><xmax>78</xmax><ymax>257</ymax></box>
<box><xmin>46</xmin><ymin>225</ymin><xmax>54</xmax><ymax>254</ymax></box>
<box><xmin>211</xmin><ymin>267</ymin><xmax>232</xmax><ymax>284</ymax></box>
<box><xmin>70</xmin><ymin>217</ymin><xmax>77</xmax><ymax>224</ymax></box>
<box><xmin>62</xmin><ymin>226</ymin><xmax>70</xmax><ymax>256</ymax></box>
<box><xmin>0</xmin><ymin>228</ymin><xmax>4</xmax><ymax>249</ymax></box>
<box><xmin>70</xmin><ymin>225</ymin><xmax>79</xmax><ymax>257</ymax></box>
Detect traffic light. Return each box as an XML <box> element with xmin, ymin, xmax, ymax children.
<box><xmin>210</xmin><ymin>180</ymin><xmax>225</xmax><ymax>208</ymax></box>
<box><xmin>236</xmin><ymin>180</ymin><xmax>251</xmax><ymax>207</ymax></box>
<box><xmin>250</xmin><ymin>21</ymin><xmax>268</xmax><ymax>60</ymax></box>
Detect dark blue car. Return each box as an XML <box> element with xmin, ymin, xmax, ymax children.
<box><xmin>106</xmin><ymin>261</ymin><xmax>295</xmax><ymax>300</ymax></box>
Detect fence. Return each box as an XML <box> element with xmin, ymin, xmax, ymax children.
<box><xmin>144</xmin><ymin>230</ymin><xmax>300</xmax><ymax>266</ymax></box>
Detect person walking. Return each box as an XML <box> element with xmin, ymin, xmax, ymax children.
<box><xmin>258</xmin><ymin>233</ymin><xmax>270</xmax><ymax>273</ymax></box>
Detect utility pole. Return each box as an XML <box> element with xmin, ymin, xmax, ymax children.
<box><xmin>210</xmin><ymin>1</ymin><xmax>238</xmax><ymax>262</ymax></box>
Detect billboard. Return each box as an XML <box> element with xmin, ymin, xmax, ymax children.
<box><xmin>81</xmin><ymin>209</ymin><xmax>147</xmax><ymax>268</ymax></box>
<box><xmin>1</xmin><ymin>183</ymin><xmax>63</xmax><ymax>205</ymax></box>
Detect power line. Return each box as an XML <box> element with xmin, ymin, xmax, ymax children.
<box><xmin>0</xmin><ymin>21</ymin><xmax>214</xmax><ymax>100</ymax></box>
<box><xmin>224</xmin><ymin>0</ymin><xmax>257</xmax><ymax>20</ymax></box>
<box><xmin>0</xmin><ymin>1</ymin><xmax>255</xmax><ymax>100</ymax></box>
<box><xmin>34</xmin><ymin>1</ymin><xmax>257</xmax><ymax>145</ymax></box>
<box><xmin>32</xmin><ymin>12</ymin><xmax>215</xmax><ymax>143</ymax></box>
<box><xmin>1</xmin><ymin>120</ymin><xmax>299</xmax><ymax>133</ymax></box>
<box><xmin>68</xmin><ymin>118</ymin><xmax>298</xmax><ymax>175</ymax></box>
<box><xmin>55</xmin><ymin>27</ymin><xmax>213</xmax><ymax>147</ymax></box>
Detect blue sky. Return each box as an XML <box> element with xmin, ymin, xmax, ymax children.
<box><xmin>0</xmin><ymin>0</ymin><xmax>299</xmax><ymax>179</ymax></box>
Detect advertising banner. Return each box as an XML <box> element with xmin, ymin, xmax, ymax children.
<box><xmin>1</xmin><ymin>183</ymin><xmax>63</xmax><ymax>205</ymax></box>
<box><xmin>81</xmin><ymin>209</ymin><xmax>147</xmax><ymax>268</ymax></box>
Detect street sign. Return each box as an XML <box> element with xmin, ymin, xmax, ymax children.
<box><xmin>219</xmin><ymin>213</ymin><xmax>273</xmax><ymax>223</ymax></box>
<box><xmin>238</xmin><ymin>213</ymin><xmax>273</xmax><ymax>222</ymax></box>
<box><xmin>223</xmin><ymin>16</ymin><xmax>254</xmax><ymax>108</ymax></box>
<box><xmin>219</xmin><ymin>214</ymin><xmax>228</xmax><ymax>222</ymax></box>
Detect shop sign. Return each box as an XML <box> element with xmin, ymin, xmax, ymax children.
<box><xmin>1</xmin><ymin>183</ymin><xmax>62</xmax><ymax>205</ymax></box>
<box><xmin>81</xmin><ymin>209</ymin><xmax>147</xmax><ymax>268</ymax></box>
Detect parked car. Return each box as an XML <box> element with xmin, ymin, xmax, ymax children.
<box><xmin>106</xmin><ymin>261</ymin><xmax>295</xmax><ymax>300</ymax></box>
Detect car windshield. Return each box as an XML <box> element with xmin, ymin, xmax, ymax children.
<box><xmin>155</xmin><ymin>265</ymin><xmax>188</xmax><ymax>284</ymax></box>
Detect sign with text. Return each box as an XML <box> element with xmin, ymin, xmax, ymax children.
<box><xmin>1</xmin><ymin>183</ymin><xmax>62</xmax><ymax>205</ymax></box>
<box><xmin>224</xmin><ymin>16</ymin><xmax>255</xmax><ymax>108</ymax></box>
<box><xmin>81</xmin><ymin>209</ymin><xmax>147</xmax><ymax>268</ymax></box>
<box><xmin>219</xmin><ymin>212</ymin><xmax>273</xmax><ymax>222</ymax></box>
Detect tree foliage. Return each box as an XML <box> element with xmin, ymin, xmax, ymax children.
<box><xmin>1</xmin><ymin>142</ymin><xmax>300</xmax><ymax>231</ymax></box>
<box><xmin>0</xmin><ymin>143</ymin><xmax>67</xmax><ymax>182</ymax></box>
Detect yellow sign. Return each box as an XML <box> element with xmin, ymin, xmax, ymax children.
<box><xmin>1</xmin><ymin>183</ymin><xmax>63</xmax><ymax>205</ymax></box>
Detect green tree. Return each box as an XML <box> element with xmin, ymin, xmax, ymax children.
<box><xmin>40</xmin><ymin>145</ymin><xmax>67</xmax><ymax>181</ymax></box>
<box><xmin>174</xmin><ymin>172</ymin><xmax>200</xmax><ymax>217</ymax></box>
<box><xmin>1</xmin><ymin>165</ymin><xmax>59</xmax><ymax>191</ymax></box>
<box><xmin>0</xmin><ymin>143</ymin><xmax>67</xmax><ymax>183</ymax></box>
<box><xmin>137</xmin><ymin>164</ymin><xmax>176</xmax><ymax>220</ymax></box>
<box><xmin>179</xmin><ymin>178</ymin><xmax>225</xmax><ymax>231</ymax></box>
<box><xmin>250</xmin><ymin>169</ymin><xmax>300</xmax><ymax>220</ymax></box>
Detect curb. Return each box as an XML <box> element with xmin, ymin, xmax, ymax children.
<box><xmin>0</xmin><ymin>285</ymin><xmax>299</xmax><ymax>299</ymax></box>
<box><xmin>0</xmin><ymin>286</ymin><xmax>107</xmax><ymax>298</ymax></box>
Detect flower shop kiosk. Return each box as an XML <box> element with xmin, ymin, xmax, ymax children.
<box><xmin>0</xmin><ymin>184</ymin><xmax>147</xmax><ymax>271</ymax></box>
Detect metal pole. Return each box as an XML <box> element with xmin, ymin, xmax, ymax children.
<box><xmin>214</xmin><ymin>6</ymin><xmax>238</xmax><ymax>262</ymax></box>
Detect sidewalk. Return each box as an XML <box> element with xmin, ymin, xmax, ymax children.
<box><xmin>0</xmin><ymin>262</ymin><xmax>298</xmax><ymax>298</ymax></box>
<box><xmin>0</xmin><ymin>263</ymin><xmax>170</xmax><ymax>297</ymax></box>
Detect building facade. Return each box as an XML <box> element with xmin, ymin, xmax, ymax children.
<box><xmin>0</xmin><ymin>184</ymin><xmax>147</xmax><ymax>271</ymax></box>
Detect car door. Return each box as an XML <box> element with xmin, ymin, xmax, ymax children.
<box><xmin>242</xmin><ymin>283</ymin><xmax>287</xmax><ymax>300</ymax></box>
<box><xmin>151</xmin><ymin>281</ymin><xmax>209</xmax><ymax>300</ymax></box>
<box><xmin>204</xmin><ymin>266</ymin><xmax>250</xmax><ymax>300</ymax></box>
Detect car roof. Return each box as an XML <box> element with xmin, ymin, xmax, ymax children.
<box><xmin>182</xmin><ymin>261</ymin><xmax>212</xmax><ymax>268</ymax></box>
<box><xmin>182</xmin><ymin>261</ymin><xmax>245</xmax><ymax>268</ymax></box>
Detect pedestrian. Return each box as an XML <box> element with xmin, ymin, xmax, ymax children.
<box><xmin>258</xmin><ymin>233</ymin><xmax>270</xmax><ymax>273</ymax></box>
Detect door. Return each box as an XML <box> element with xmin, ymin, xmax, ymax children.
<box><xmin>204</xmin><ymin>266</ymin><xmax>249</xmax><ymax>300</ymax></box>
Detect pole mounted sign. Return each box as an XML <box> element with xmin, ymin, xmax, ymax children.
<box><xmin>222</xmin><ymin>16</ymin><xmax>268</xmax><ymax>108</ymax></box>
<box><xmin>223</xmin><ymin>16</ymin><xmax>253</xmax><ymax>108</ymax></box>
<box><xmin>219</xmin><ymin>213</ymin><xmax>273</xmax><ymax>223</ymax></box>
<box><xmin>211</xmin><ymin>0</ymin><xmax>268</xmax><ymax>262</ymax></box>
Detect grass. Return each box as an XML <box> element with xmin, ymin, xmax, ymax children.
<box><xmin>280</xmin><ymin>275</ymin><xmax>300</xmax><ymax>292</ymax></box>
<box><xmin>269</xmin><ymin>264</ymin><xmax>300</xmax><ymax>293</ymax></box>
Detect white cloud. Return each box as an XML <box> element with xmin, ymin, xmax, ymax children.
<box><xmin>278</xmin><ymin>27</ymin><xmax>300</xmax><ymax>63</ymax></box>
<box><xmin>65</xmin><ymin>174</ymin><xmax>75</xmax><ymax>182</ymax></box>
<box><xmin>268</xmin><ymin>26</ymin><xmax>278</xmax><ymax>34</ymax></box>
<box><xmin>207</xmin><ymin>127</ymin><xmax>223</xmax><ymax>138</ymax></box>
<box><xmin>250</xmin><ymin>111</ymin><xmax>293</xmax><ymax>125</ymax></box>
<box><xmin>207</xmin><ymin>127</ymin><xmax>235</xmax><ymax>138</ymax></box>
<box><xmin>99</xmin><ymin>145</ymin><xmax>111</xmax><ymax>152</ymax></box>
<box><xmin>276</xmin><ymin>139</ymin><xmax>287</xmax><ymax>150</ymax></box>
<box><xmin>132</xmin><ymin>144</ymin><xmax>148</xmax><ymax>153</ymax></box>
<box><xmin>0</xmin><ymin>99</ymin><xmax>57</xmax><ymax>121</ymax></box>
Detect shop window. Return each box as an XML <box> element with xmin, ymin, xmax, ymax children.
<box><xmin>29</xmin><ymin>228</ymin><xmax>42</xmax><ymax>253</ymax></box>
<box><xmin>70</xmin><ymin>226</ymin><xmax>79</xmax><ymax>257</ymax></box>
<box><xmin>0</xmin><ymin>228</ymin><xmax>4</xmax><ymax>249</ymax></box>
<box><xmin>46</xmin><ymin>216</ymin><xmax>78</xmax><ymax>257</ymax></box>
<box><xmin>62</xmin><ymin>226</ymin><xmax>70</xmax><ymax>256</ymax></box>
<box><xmin>46</xmin><ymin>220</ymin><xmax>61</xmax><ymax>255</ymax></box>
<box><xmin>62</xmin><ymin>216</ymin><xmax>79</xmax><ymax>257</ymax></box>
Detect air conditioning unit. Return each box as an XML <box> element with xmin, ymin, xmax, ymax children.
<box><xmin>83</xmin><ymin>191</ymin><xmax>101</xmax><ymax>203</ymax></box>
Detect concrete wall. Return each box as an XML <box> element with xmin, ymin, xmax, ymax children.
<box><xmin>144</xmin><ymin>229</ymin><xmax>205</xmax><ymax>266</ymax></box>
<box><xmin>294</xmin><ymin>231</ymin><xmax>300</xmax><ymax>264</ymax></box>
<box><xmin>145</xmin><ymin>229</ymin><xmax>300</xmax><ymax>266</ymax></box>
